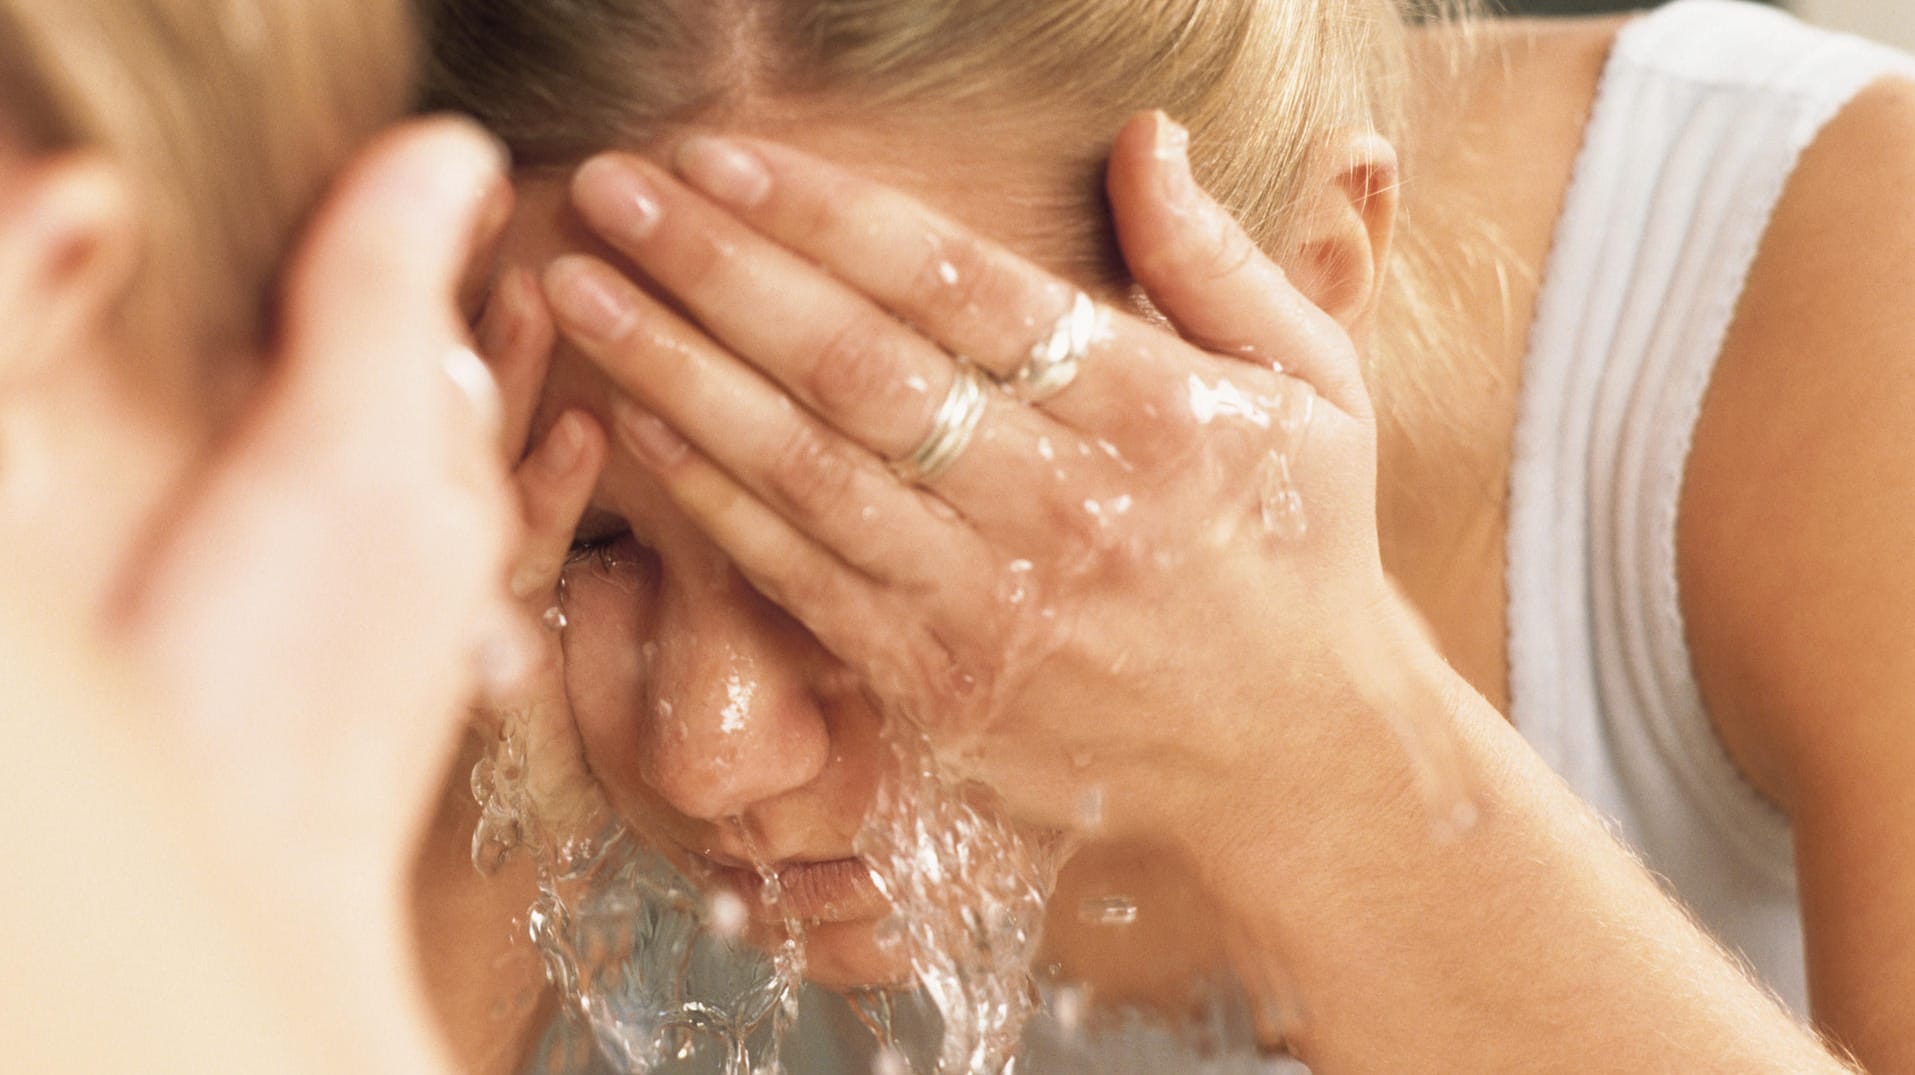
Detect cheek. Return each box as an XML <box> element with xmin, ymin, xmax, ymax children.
<box><xmin>559</xmin><ymin>556</ymin><xmax>658</xmax><ymax>799</ymax></box>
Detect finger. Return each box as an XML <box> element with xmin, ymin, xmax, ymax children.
<box><xmin>457</xmin><ymin>177</ymin><xmax>516</xmax><ymax>325</ymax></box>
<box><xmin>1106</xmin><ymin>111</ymin><xmax>1369</xmax><ymax>418</ymax></box>
<box><xmin>544</xmin><ymin>255</ymin><xmax>1037</xmax><ymax>583</ymax></box>
<box><xmin>475</xmin><ymin>265</ymin><xmax>557</xmax><ymax>458</ymax></box>
<box><xmin>276</xmin><ymin>117</ymin><xmax>509</xmax><ymax>442</ymax></box>
<box><xmin>569</xmin><ymin>152</ymin><xmax>979</xmax><ymax>457</ymax></box>
<box><xmin>510</xmin><ymin>410</ymin><xmax>607</xmax><ymax>602</ymax></box>
<box><xmin>615</xmin><ymin>409</ymin><xmax>979</xmax><ymax>699</ymax></box>
<box><xmin>568</xmin><ymin>147</ymin><xmax>1181</xmax><ymax>442</ymax></box>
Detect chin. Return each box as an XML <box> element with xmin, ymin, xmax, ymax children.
<box><xmin>798</xmin><ymin>919</ymin><xmax>916</xmax><ymax>991</ymax></box>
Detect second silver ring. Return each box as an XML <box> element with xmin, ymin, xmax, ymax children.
<box><xmin>891</xmin><ymin>361</ymin><xmax>995</xmax><ymax>485</ymax></box>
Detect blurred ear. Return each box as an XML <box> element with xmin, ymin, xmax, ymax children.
<box><xmin>1283</xmin><ymin>132</ymin><xmax>1399</xmax><ymax>341</ymax></box>
<box><xmin>0</xmin><ymin>151</ymin><xmax>137</xmax><ymax>392</ymax></box>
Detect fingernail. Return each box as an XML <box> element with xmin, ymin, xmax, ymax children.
<box><xmin>1154</xmin><ymin>112</ymin><xmax>1193</xmax><ymax>202</ymax></box>
<box><xmin>675</xmin><ymin>136</ymin><xmax>771</xmax><ymax>209</ymax></box>
<box><xmin>545</xmin><ymin>257</ymin><xmax>636</xmax><ymax>343</ymax></box>
<box><xmin>612</xmin><ymin>397</ymin><xmax>688</xmax><ymax>467</ymax></box>
<box><xmin>535</xmin><ymin>411</ymin><xmax>586</xmax><ymax>477</ymax></box>
<box><xmin>573</xmin><ymin>155</ymin><xmax>663</xmax><ymax>242</ymax></box>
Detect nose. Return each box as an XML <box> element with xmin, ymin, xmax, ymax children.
<box><xmin>637</xmin><ymin>567</ymin><xmax>833</xmax><ymax>821</ymax></box>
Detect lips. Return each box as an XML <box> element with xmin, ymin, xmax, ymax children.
<box><xmin>713</xmin><ymin>857</ymin><xmax>890</xmax><ymax>924</ymax></box>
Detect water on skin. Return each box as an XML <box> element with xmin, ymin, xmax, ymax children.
<box><xmin>473</xmin><ymin>336</ymin><xmax>1484</xmax><ymax>1072</ymax></box>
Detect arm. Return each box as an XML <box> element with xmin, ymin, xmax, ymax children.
<box><xmin>543</xmin><ymin>110</ymin><xmax>1862</xmax><ymax>1072</ymax></box>
<box><xmin>1682</xmin><ymin>75</ymin><xmax>1915</xmax><ymax>1072</ymax></box>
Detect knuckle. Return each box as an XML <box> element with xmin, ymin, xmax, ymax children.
<box><xmin>807</xmin><ymin>312</ymin><xmax>909</xmax><ymax>418</ymax></box>
<box><xmin>671</xmin><ymin>227</ymin><xmax>736</xmax><ymax>297</ymax></box>
<box><xmin>1203</xmin><ymin>210</ymin><xmax>1261</xmax><ymax>280</ymax></box>
<box><xmin>912</xmin><ymin>233</ymin><xmax>997</xmax><ymax>322</ymax></box>
<box><xmin>767</xmin><ymin>421</ymin><xmax>860</xmax><ymax>520</ymax></box>
<box><xmin>791</xmin><ymin>171</ymin><xmax>868</xmax><ymax>248</ymax></box>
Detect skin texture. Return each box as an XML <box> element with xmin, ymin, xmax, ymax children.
<box><xmin>419</xmin><ymin>13</ymin><xmax>1915</xmax><ymax>1073</ymax></box>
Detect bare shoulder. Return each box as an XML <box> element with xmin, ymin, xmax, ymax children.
<box><xmin>1680</xmin><ymin>71</ymin><xmax>1915</xmax><ymax>1062</ymax></box>
<box><xmin>1680</xmin><ymin>74</ymin><xmax>1915</xmax><ymax>808</ymax></box>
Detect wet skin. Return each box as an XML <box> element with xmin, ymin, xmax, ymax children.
<box><xmin>496</xmin><ymin>118</ymin><xmax>1251</xmax><ymax>999</ymax></box>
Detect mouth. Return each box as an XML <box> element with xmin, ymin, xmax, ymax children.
<box><xmin>709</xmin><ymin>856</ymin><xmax>891</xmax><ymax>925</ymax></box>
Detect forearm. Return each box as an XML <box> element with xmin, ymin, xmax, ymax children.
<box><xmin>1193</xmin><ymin>649</ymin><xmax>1849</xmax><ymax>1073</ymax></box>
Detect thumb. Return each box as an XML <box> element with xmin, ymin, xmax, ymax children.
<box><xmin>273</xmin><ymin>116</ymin><xmax>509</xmax><ymax>431</ymax></box>
<box><xmin>1107</xmin><ymin>111</ymin><xmax>1369</xmax><ymax>420</ymax></box>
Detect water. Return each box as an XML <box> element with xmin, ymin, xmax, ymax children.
<box><xmin>852</xmin><ymin>722</ymin><xmax>1061</xmax><ymax>1075</ymax></box>
<box><xmin>478</xmin><ymin>691</ymin><xmax>1061</xmax><ymax>1075</ymax></box>
<box><xmin>474</xmin><ymin>331</ymin><xmax>1488</xmax><ymax>1074</ymax></box>
<box><xmin>1073</xmin><ymin>897</ymin><xmax>1138</xmax><ymax>929</ymax></box>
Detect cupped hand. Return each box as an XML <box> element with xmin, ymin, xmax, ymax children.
<box><xmin>468</xmin><ymin>259</ymin><xmax>614</xmax><ymax>864</ymax></box>
<box><xmin>542</xmin><ymin>111</ymin><xmax>1443</xmax><ymax>845</ymax></box>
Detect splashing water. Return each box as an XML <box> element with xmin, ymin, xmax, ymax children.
<box><xmin>854</xmin><ymin>721</ymin><xmax>1063</xmax><ymax>1075</ymax></box>
<box><xmin>472</xmin><ymin>665</ymin><xmax>1061</xmax><ymax>1074</ymax></box>
<box><xmin>473</xmin><ymin>703</ymin><xmax>800</xmax><ymax>1075</ymax></box>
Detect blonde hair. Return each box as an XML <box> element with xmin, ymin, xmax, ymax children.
<box><xmin>429</xmin><ymin>0</ymin><xmax>1484</xmax><ymax>414</ymax></box>
<box><xmin>0</xmin><ymin>1</ymin><xmax>419</xmax><ymax>376</ymax></box>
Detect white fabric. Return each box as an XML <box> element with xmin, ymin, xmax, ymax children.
<box><xmin>1506</xmin><ymin>0</ymin><xmax>1915</xmax><ymax>1018</ymax></box>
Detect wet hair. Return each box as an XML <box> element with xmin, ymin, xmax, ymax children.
<box><xmin>0</xmin><ymin>0</ymin><xmax>419</xmax><ymax>366</ymax></box>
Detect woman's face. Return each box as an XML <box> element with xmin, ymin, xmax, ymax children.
<box><xmin>499</xmin><ymin>122</ymin><xmax>1130</xmax><ymax>988</ymax></box>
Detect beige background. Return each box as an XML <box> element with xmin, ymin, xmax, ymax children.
<box><xmin>1792</xmin><ymin>0</ymin><xmax>1915</xmax><ymax>51</ymax></box>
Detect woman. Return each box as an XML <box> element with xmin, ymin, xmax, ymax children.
<box><xmin>0</xmin><ymin>2</ymin><xmax>600</xmax><ymax>1069</ymax></box>
<box><xmin>423</xmin><ymin>0</ymin><xmax>1915</xmax><ymax>1070</ymax></box>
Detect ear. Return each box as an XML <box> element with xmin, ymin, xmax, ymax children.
<box><xmin>0</xmin><ymin>151</ymin><xmax>137</xmax><ymax>392</ymax></box>
<box><xmin>1283</xmin><ymin>131</ymin><xmax>1399</xmax><ymax>340</ymax></box>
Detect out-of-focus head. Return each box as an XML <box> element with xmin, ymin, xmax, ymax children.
<box><xmin>0</xmin><ymin>0</ymin><xmax>416</xmax><ymax>393</ymax></box>
<box><xmin>0</xmin><ymin>1</ymin><xmax>416</xmax><ymax>607</ymax></box>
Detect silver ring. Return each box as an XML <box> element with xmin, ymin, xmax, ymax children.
<box><xmin>892</xmin><ymin>362</ymin><xmax>994</xmax><ymax>484</ymax></box>
<box><xmin>1010</xmin><ymin>291</ymin><xmax>1100</xmax><ymax>404</ymax></box>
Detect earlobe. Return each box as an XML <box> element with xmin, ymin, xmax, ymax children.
<box><xmin>1286</xmin><ymin>132</ymin><xmax>1400</xmax><ymax>336</ymax></box>
<box><xmin>0</xmin><ymin>151</ymin><xmax>137</xmax><ymax>391</ymax></box>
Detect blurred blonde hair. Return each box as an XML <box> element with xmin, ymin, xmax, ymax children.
<box><xmin>0</xmin><ymin>1</ymin><xmax>419</xmax><ymax>376</ymax></box>
<box><xmin>426</xmin><ymin>0</ymin><xmax>1482</xmax><ymax>389</ymax></box>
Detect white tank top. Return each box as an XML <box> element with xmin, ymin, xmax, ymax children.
<box><xmin>1506</xmin><ymin>0</ymin><xmax>1915</xmax><ymax>1018</ymax></box>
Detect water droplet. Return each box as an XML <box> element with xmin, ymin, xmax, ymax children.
<box><xmin>1077</xmin><ymin>895</ymin><xmax>1139</xmax><ymax>927</ymax></box>
<box><xmin>1051</xmin><ymin>982</ymin><xmax>1091</xmax><ymax>1036</ymax></box>
<box><xmin>542</xmin><ymin>605</ymin><xmax>568</xmax><ymax>630</ymax></box>
<box><xmin>706</xmin><ymin>889</ymin><xmax>749</xmax><ymax>940</ymax></box>
<box><xmin>1075</xmin><ymin>785</ymin><xmax>1107</xmax><ymax>833</ymax></box>
<box><xmin>936</xmin><ymin>260</ymin><xmax>960</xmax><ymax>286</ymax></box>
<box><xmin>872</xmin><ymin>1046</ymin><xmax>911</xmax><ymax>1075</ymax></box>
<box><xmin>1258</xmin><ymin>450</ymin><xmax>1308</xmax><ymax>541</ymax></box>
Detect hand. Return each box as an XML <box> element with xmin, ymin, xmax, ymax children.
<box><xmin>98</xmin><ymin>118</ymin><xmax>525</xmax><ymax>919</ymax></box>
<box><xmin>542</xmin><ymin>111</ymin><xmax>1445</xmax><ymax>846</ymax></box>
